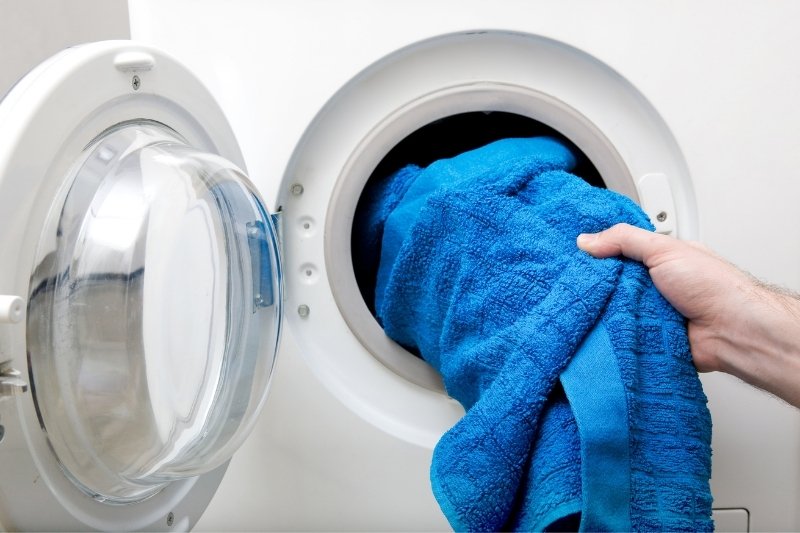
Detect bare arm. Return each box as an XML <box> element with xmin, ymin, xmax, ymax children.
<box><xmin>577</xmin><ymin>223</ymin><xmax>800</xmax><ymax>408</ymax></box>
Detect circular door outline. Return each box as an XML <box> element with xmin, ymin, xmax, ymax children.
<box><xmin>0</xmin><ymin>41</ymin><xmax>270</xmax><ymax>531</ymax></box>
<box><xmin>279</xmin><ymin>30</ymin><xmax>697</xmax><ymax>448</ymax></box>
<box><xmin>327</xmin><ymin>81</ymin><xmax>636</xmax><ymax>393</ymax></box>
<box><xmin>26</xmin><ymin>119</ymin><xmax>282</xmax><ymax>505</ymax></box>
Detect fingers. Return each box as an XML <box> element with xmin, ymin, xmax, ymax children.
<box><xmin>577</xmin><ymin>223</ymin><xmax>674</xmax><ymax>264</ymax></box>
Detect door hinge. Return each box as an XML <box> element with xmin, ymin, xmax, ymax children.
<box><xmin>0</xmin><ymin>360</ymin><xmax>27</xmax><ymax>398</ymax></box>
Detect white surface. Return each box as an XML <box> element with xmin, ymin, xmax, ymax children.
<box><xmin>0</xmin><ymin>41</ymin><xmax>259</xmax><ymax>531</ymax></box>
<box><xmin>713</xmin><ymin>508</ymin><xmax>750</xmax><ymax>533</ymax></box>
<box><xmin>129</xmin><ymin>2</ymin><xmax>800</xmax><ymax>531</ymax></box>
<box><xmin>0</xmin><ymin>0</ymin><xmax>129</xmax><ymax>97</ymax></box>
<box><xmin>124</xmin><ymin>2</ymin><xmax>800</xmax><ymax>532</ymax></box>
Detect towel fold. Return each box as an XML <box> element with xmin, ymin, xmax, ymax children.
<box><xmin>354</xmin><ymin>137</ymin><xmax>713</xmax><ymax>531</ymax></box>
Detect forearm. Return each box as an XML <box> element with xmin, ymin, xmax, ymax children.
<box><xmin>697</xmin><ymin>281</ymin><xmax>800</xmax><ymax>408</ymax></box>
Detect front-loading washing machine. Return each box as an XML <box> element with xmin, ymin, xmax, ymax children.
<box><xmin>1</xmin><ymin>1</ymin><xmax>799</xmax><ymax>531</ymax></box>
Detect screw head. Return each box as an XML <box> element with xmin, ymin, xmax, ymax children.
<box><xmin>656</xmin><ymin>211</ymin><xmax>668</xmax><ymax>222</ymax></box>
<box><xmin>132</xmin><ymin>75</ymin><xmax>141</xmax><ymax>91</ymax></box>
<box><xmin>290</xmin><ymin>183</ymin><xmax>304</xmax><ymax>196</ymax></box>
<box><xmin>297</xmin><ymin>304</ymin><xmax>310</xmax><ymax>318</ymax></box>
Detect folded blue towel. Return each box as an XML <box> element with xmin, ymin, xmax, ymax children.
<box><xmin>355</xmin><ymin>137</ymin><xmax>713</xmax><ymax>531</ymax></box>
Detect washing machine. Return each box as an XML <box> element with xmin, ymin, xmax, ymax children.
<box><xmin>1</xmin><ymin>1</ymin><xmax>799</xmax><ymax>531</ymax></box>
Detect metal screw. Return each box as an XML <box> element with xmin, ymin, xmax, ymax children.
<box><xmin>290</xmin><ymin>183</ymin><xmax>304</xmax><ymax>196</ymax></box>
<box><xmin>297</xmin><ymin>304</ymin><xmax>310</xmax><ymax>318</ymax></box>
<box><xmin>166</xmin><ymin>512</ymin><xmax>174</xmax><ymax>527</ymax></box>
<box><xmin>132</xmin><ymin>75</ymin><xmax>141</xmax><ymax>91</ymax></box>
<box><xmin>656</xmin><ymin>211</ymin><xmax>668</xmax><ymax>222</ymax></box>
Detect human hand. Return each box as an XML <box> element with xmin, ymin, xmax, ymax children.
<box><xmin>577</xmin><ymin>223</ymin><xmax>800</xmax><ymax>407</ymax></box>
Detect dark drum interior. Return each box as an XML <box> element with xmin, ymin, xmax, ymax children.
<box><xmin>352</xmin><ymin>111</ymin><xmax>605</xmax><ymax>317</ymax></box>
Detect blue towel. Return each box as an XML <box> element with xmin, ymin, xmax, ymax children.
<box><xmin>355</xmin><ymin>137</ymin><xmax>713</xmax><ymax>531</ymax></box>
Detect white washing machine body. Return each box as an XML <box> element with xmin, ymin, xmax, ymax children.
<box><xmin>1</xmin><ymin>1</ymin><xmax>799</xmax><ymax>531</ymax></box>
<box><xmin>130</xmin><ymin>0</ymin><xmax>800</xmax><ymax>530</ymax></box>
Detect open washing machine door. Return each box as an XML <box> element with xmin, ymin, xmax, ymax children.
<box><xmin>0</xmin><ymin>41</ymin><xmax>282</xmax><ymax>531</ymax></box>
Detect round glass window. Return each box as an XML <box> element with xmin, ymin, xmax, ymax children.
<box><xmin>26</xmin><ymin>121</ymin><xmax>282</xmax><ymax>503</ymax></box>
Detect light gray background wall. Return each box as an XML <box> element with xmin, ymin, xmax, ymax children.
<box><xmin>0</xmin><ymin>0</ymin><xmax>129</xmax><ymax>96</ymax></box>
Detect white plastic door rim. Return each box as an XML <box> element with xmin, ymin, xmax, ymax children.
<box><xmin>0</xmin><ymin>41</ymin><xmax>282</xmax><ymax>530</ymax></box>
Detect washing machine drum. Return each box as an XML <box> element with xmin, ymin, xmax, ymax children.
<box><xmin>0</xmin><ymin>42</ymin><xmax>281</xmax><ymax>529</ymax></box>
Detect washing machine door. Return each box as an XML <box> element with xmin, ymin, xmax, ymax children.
<box><xmin>0</xmin><ymin>41</ymin><xmax>282</xmax><ymax>531</ymax></box>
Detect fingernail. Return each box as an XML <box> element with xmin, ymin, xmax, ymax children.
<box><xmin>576</xmin><ymin>233</ymin><xmax>597</xmax><ymax>249</ymax></box>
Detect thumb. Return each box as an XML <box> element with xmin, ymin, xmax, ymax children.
<box><xmin>577</xmin><ymin>223</ymin><xmax>669</xmax><ymax>264</ymax></box>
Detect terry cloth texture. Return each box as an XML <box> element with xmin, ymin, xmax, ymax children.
<box><xmin>354</xmin><ymin>137</ymin><xmax>713</xmax><ymax>532</ymax></box>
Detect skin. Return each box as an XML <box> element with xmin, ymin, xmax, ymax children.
<box><xmin>577</xmin><ymin>223</ymin><xmax>800</xmax><ymax>408</ymax></box>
